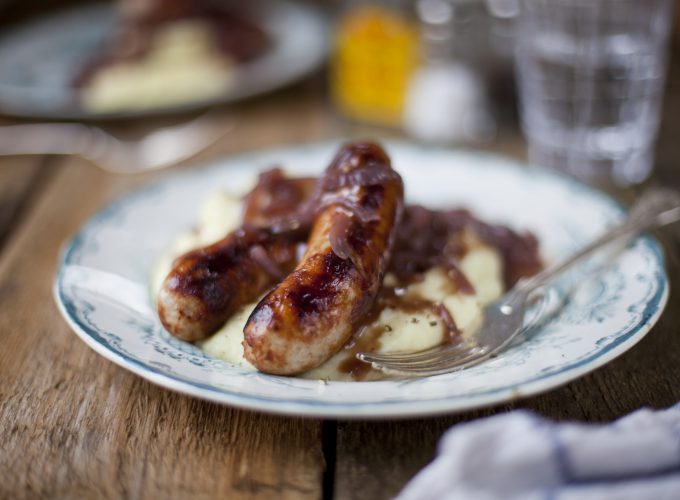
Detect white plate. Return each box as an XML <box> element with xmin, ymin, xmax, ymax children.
<box><xmin>53</xmin><ymin>141</ymin><xmax>668</xmax><ymax>418</ymax></box>
<box><xmin>0</xmin><ymin>1</ymin><xmax>326</xmax><ymax>119</ymax></box>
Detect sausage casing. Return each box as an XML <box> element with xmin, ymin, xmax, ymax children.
<box><xmin>157</xmin><ymin>169</ymin><xmax>313</xmax><ymax>342</ymax></box>
<box><xmin>243</xmin><ymin>142</ymin><xmax>404</xmax><ymax>374</ymax></box>
<box><xmin>157</xmin><ymin>228</ymin><xmax>299</xmax><ymax>341</ymax></box>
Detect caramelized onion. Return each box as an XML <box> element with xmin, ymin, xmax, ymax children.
<box><xmin>328</xmin><ymin>209</ymin><xmax>354</xmax><ymax>261</ymax></box>
<box><xmin>269</xmin><ymin>218</ymin><xmax>304</xmax><ymax>235</ymax></box>
<box><xmin>249</xmin><ymin>245</ymin><xmax>284</xmax><ymax>279</ymax></box>
<box><xmin>442</xmin><ymin>260</ymin><xmax>476</xmax><ymax>295</ymax></box>
<box><xmin>431</xmin><ymin>303</ymin><xmax>460</xmax><ymax>341</ymax></box>
<box><xmin>390</xmin><ymin>205</ymin><xmax>542</xmax><ymax>289</ymax></box>
<box><xmin>323</xmin><ymin>164</ymin><xmax>401</xmax><ymax>191</ymax></box>
<box><xmin>318</xmin><ymin>193</ymin><xmax>379</xmax><ymax>223</ymax></box>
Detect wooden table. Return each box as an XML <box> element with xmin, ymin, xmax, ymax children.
<box><xmin>2</xmin><ymin>61</ymin><xmax>680</xmax><ymax>499</ymax></box>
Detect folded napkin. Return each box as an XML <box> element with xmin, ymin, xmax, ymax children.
<box><xmin>397</xmin><ymin>404</ymin><xmax>680</xmax><ymax>500</ymax></box>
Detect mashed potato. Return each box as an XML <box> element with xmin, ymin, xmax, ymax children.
<box><xmin>152</xmin><ymin>190</ymin><xmax>505</xmax><ymax>380</ymax></box>
<box><xmin>82</xmin><ymin>21</ymin><xmax>236</xmax><ymax>112</ymax></box>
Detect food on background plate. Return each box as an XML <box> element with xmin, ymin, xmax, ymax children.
<box><xmin>153</xmin><ymin>143</ymin><xmax>542</xmax><ymax>380</ymax></box>
<box><xmin>74</xmin><ymin>0</ymin><xmax>269</xmax><ymax>112</ymax></box>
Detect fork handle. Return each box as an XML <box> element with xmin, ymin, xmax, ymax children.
<box><xmin>517</xmin><ymin>188</ymin><xmax>680</xmax><ymax>294</ymax></box>
<box><xmin>0</xmin><ymin>123</ymin><xmax>103</xmax><ymax>157</ymax></box>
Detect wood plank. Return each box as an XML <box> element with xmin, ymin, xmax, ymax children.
<box><xmin>0</xmin><ymin>156</ymin><xmax>49</xmax><ymax>249</ymax></box>
<box><xmin>0</xmin><ymin>156</ymin><xmax>324</xmax><ymax>499</ymax></box>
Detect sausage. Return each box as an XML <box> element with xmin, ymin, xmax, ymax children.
<box><xmin>242</xmin><ymin>142</ymin><xmax>404</xmax><ymax>375</ymax></box>
<box><xmin>157</xmin><ymin>227</ymin><xmax>299</xmax><ymax>341</ymax></box>
<box><xmin>242</xmin><ymin>168</ymin><xmax>316</xmax><ymax>230</ymax></box>
<box><xmin>157</xmin><ymin>169</ymin><xmax>314</xmax><ymax>342</ymax></box>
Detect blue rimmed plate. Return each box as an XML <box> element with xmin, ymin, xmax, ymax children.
<box><xmin>53</xmin><ymin>141</ymin><xmax>668</xmax><ymax>418</ymax></box>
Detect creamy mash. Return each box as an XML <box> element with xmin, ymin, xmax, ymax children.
<box><xmin>152</xmin><ymin>190</ymin><xmax>505</xmax><ymax>380</ymax></box>
<box><xmin>82</xmin><ymin>21</ymin><xmax>235</xmax><ymax>112</ymax></box>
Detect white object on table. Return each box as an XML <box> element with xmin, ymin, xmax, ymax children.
<box><xmin>403</xmin><ymin>62</ymin><xmax>495</xmax><ymax>143</ymax></box>
<box><xmin>397</xmin><ymin>404</ymin><xmax>680</xmax><ymax>500</ymax></box>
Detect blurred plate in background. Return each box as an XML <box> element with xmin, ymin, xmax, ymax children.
<box><xmin>0</xmin><ymin>0</ymin><xmax>327</xmax><ymax>119</ymax></box>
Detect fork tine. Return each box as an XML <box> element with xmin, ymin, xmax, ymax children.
<box><xmin>378</xmin><ymin>358</ymin><xmax>487</xmax><ymax>376</ymax></box>
<box><xmin>378</xmin><ymin>349</ymin><xmax>484</xmax><ymax>370</ymax></box>
<box><xmin>356</xmin><ymin>341</ymin><xmax>472</xmax><ymax>363</ymax></box>
<box><xmin>359</xmin><ymin>349</ymin><xmax>471</xmax><ymax>368</ymax></box>
<box><xmin>370</xmin><ymin>349</ymin><xmax>491</xmax><ymax>376</ymax></box>
<box><xmin>357</xmin><ymin>344</ymin><xmax>487</xmax><ymax>368</ymax></box>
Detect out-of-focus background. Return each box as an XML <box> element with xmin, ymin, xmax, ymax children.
<box><xmin>0</xmin><ymin>0</ymin><xmax>677</xmax><ymax>186</ymax></box>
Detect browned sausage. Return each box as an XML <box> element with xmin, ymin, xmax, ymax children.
<box><xmin>157</xmin><ymin>169</ymin><xmax>314</xmax><ymax>342</ymax></box>
<box><xmin>242</xmin><ymin>142</ymin><xmax>404</xmax><ymax>375</ymax></box>
<box><xmin>157</xmin><ymin>228</ymin><xmax>300</xmax><ymax>341</ymax></box>
<box><xmin>242</xmin><ymin>168</ymin><xmax>316</xmax><ymax>230</ymax></box>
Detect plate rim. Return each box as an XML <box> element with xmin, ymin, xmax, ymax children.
<box><xmin>52</xmin><ymin>141</ymin><xmax>670</xmax><ymax>418</ymax></box>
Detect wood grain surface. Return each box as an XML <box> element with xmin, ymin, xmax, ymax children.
<box><xmin>0</xmin><ymin>156</ymin><xmax>51</xmax><ymax>249</ymax></box>
<box><xmin>0</xmin><ymin>157</ymin><xmax>324</xmax><ymax>500</ymax></box>
<box><xmin>1</xmin><ymin>52</ymin><xmax>679</xmax><ymax>500</ymax></box>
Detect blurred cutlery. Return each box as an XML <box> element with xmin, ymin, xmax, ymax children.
<box><xmin>0</xmin><ymin>112</ymin><xmax>232</xmax><ymax>174</ymax></box>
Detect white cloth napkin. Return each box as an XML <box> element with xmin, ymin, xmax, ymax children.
<box><xmin>397</xmin><ymin>405</ymin><xmax>680</xmax><ymax>500</ymax></box>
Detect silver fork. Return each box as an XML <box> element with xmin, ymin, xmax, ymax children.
<box><xmin>358</xmin><ymin>188</ymin><xmax>680</xmax><ymax>377</ymax></box>
<box><xmin>0</xmin><ymin>112</ymin><xmax>232</xmax><ymax>174</ymax></box>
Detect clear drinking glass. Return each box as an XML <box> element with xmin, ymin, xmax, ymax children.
<box><xmin>515</xmin><ymin>0</ymin><xmax>673</xmax><ymax>185</ymax></box>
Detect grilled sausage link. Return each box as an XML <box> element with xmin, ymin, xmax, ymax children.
<box><xmin>157</xmin><ymin>228</ymin><xmax>299</xmax><ymax>341</ymax></box>
<box><xmin>157</xmin><ymin>170</ymin><xmax>313</xmax><ymax>342</ymax></box>
<box><xmin>243</xmin><ymin>142</ymin><xmax>404</xmax><ymax>375</ymax></box>
<box><xmin>242</xmin><ymin>168</ymin><xmax>316</xmax><ymax>230</ymax></box>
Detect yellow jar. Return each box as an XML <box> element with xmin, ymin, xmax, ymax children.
<box><xmin>330</xmin><ymin>5</ymin><xmax>419</xmax><ymax>127</ymax></box>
